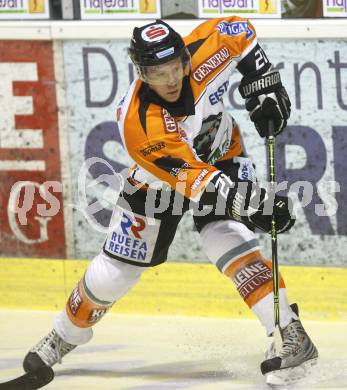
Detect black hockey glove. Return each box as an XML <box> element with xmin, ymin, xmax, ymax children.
<box><xmin>239</xmin><ymin>65</ymin><xmax>291</xmax><ymax>138</ymax></box>
<box><xmin>227</xmin><ymin>179</ymin><xmax>295</xmax><ymax>234</ymax></box>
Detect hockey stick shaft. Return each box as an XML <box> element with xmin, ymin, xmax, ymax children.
<box><xmin>267</xmin><ymin>120</ymin><xmax>280</xmax><ymax>329</ymax></box>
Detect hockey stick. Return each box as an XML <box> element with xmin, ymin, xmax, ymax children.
<box><xmin>266</xmin><ymin>120</ymin><xmax>281</xmax><ymax>339</ymax></box>
<box><xmin>0</xmin><ymin>366</ymin><xmax>54</xmax><ymax>390</ymax></box>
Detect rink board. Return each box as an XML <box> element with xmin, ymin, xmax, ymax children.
<box><xmin>0</xmin><ymin>258</ymin><xmax>346</xmax><ymax>321</ymax></box>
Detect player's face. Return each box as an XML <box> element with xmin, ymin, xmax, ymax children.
<box><xmin>146</xmin><ymin>57</ymin><xmax>185</xmax><ymax>102</ymax></box>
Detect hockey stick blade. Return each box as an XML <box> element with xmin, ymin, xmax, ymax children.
<box><xmin>0</xmin><ymin>366</ymin><xmax>54</xmax><ymax>390</ymax></box>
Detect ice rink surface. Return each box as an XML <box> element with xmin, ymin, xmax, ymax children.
<box><xmin>0</xmin><ymin>310</ymin><xmax>346</xmax><ymax>390</ymax></box>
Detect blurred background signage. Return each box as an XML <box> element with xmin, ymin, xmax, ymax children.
<box><xmin>80</xmin><ymin>0</ymin><xmax>161</xmax><ymax>19</ymax></box>
<box><xmin>0</xmin><ymin>0</ymin><xmax>50</xmax><ymax>19</ymax></box>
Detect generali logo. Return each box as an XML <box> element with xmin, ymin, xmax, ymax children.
<box><xmin>192</xmin><ymin>46</ymin><xmax>231</xmax><ymax>84</ymax></box>
<box><xmin>162</xmin><ymin>108</ymin><xmax>178</xmax><ymax>133</ymax></box>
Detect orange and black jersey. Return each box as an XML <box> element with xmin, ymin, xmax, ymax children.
<box><xmin>117</xmin><ymin>16</ymin><xmax>269</xmax><ymax>202</ymax></box>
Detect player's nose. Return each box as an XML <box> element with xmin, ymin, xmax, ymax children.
<box><xmin>167</xmin><ymin>71</ymin><xmax>179</xmax><ymax>86</ymax></box>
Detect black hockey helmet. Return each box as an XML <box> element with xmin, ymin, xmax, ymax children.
<box><xmin>128</xmin><ymin>20</ymin><xmax>191</xmax><ymax>84</ymax></box>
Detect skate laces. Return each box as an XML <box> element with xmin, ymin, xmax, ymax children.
<box><xmin>32</xmin><ymin>330</ymin><xmax>75</xmax><ymax>366</ymax></box>
<box><xmin>279</xmin><ymin>321</ymin><xmax>306</xmax><ymax>359</ymax></box>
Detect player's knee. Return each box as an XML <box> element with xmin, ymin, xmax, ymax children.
<box><xmin>200</xmin><ymin>219</ymin><xmax>257</xmax><ymax>267</ymax></box>
<box><xmin>85</xmin><ymin>252</ymin><xmax>144</xmax><ymax>302</ymax></box>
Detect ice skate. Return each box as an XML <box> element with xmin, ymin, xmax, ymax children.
<box><xmin>23</xmin><ymin>329</ymin><xmax>76</xmax><ymax>372</ymax></box>
<box><xmin>261</xmin><ymin>305</ymin><xmax>318</xmax><ymax>387</ymax></box>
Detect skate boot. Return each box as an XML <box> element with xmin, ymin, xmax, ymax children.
<box><xmin>261</xmin><ymin>304</ymin><xmax>318</xmax><ymax>386</ymax></box>
<box><xmin>23</xmin><ymin>329</ymin><xmax>77</xmax><ymax>372</ymax></box>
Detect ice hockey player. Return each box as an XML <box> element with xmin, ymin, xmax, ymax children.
<box><xmin>23</xmin><ymin>17</ymin><xmax>318</xmax><ymax>386</ymax></box>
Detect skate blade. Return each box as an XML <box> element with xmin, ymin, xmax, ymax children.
<box><xmin>266</xmin><ymin>358</ymin><xmax>318</xmax><ymax>387</ymax></box>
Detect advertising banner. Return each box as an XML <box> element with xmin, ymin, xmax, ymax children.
<box><xmin>80</xmin><ymin>0</ymin><xmax>161</xmax><ymax>20</ymax></box>
<box><xmin>0</xmin><ymin>41</ymin><xmax>66</xmax><ymax>258</ymax></box>
<box><xmin>281</xmin><ymin>0</ymin><xmax>323</xmax><ymax>18</ymax></box>
<box><xmin>62</xmin><ymin>36</ymin><xmax>347</xmax><ymax>266</ymax></box>
<box><xmin>198</xmin><ymin>0</ymin><xmax>282</xmax><ymax>19</ymax></box>
<box><xmin>0</xmin><ymin>0</ymin><xmax>50</xmax><ymax>19</ymax></box>
<box><xmin>323</xmin><ymin>0</ymin><xmax>347</xmax><ymax>17</ymax></box>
